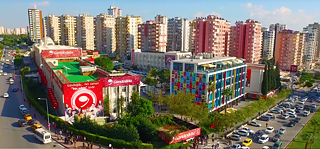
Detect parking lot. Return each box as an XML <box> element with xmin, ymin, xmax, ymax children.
<box><xmin>229</xmin><ymin>94</ymin><xmax>320</xmax><ymax>149</ymax></box>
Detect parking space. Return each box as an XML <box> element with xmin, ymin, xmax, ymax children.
<box><xmin>229</xmin><ymin>94</ymin><xmax>320</xmax><ymax>149</ymax></box>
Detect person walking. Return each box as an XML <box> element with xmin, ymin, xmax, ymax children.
<box><xmin>266</xmin><ymin>123</ymin><xmax>268</xmax><ymax>127</ymax></box>
<box><xmin>33</xmin><ymin>114</ymin><xmax>36</xmax><ymax>119</ymax></box>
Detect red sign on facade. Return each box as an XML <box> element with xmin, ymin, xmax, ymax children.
<box><xmin>290</xmin><ymin>65</ymin><xmax>298</xmax><ymax>73</ymax></box>
<box><xmin>63</xmin><ymin>81</ymin><xmax>103</xmax><ymax>111</ymax></box>
<box><xmin>159</xmin><ymin>127</ymin><xmax>201</xmax><ymax>145</ymax></box>
<box><xmin>99</xmin><ymin>75</ymin><xmax>140</xmax><ymax>87</ymax></box>
<box><xmin>41</xmin><ymin>49</ymin><xmax>82</xmax><ymax>58</ymax></box>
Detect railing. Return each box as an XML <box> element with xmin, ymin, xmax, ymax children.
<box><xmin>197</xmin><ymin>63</ymin><xmax>246</xmax><ymax>73</ymax></box>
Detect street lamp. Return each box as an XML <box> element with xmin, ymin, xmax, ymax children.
<box><xmin>38</xmin><ymin>98</ymin><xmax>50</xmax><ymax>132</ymax></box>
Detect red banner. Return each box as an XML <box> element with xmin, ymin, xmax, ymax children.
<box><xmin>63</xmin><ymin>81</ymin><xmax>103</xmax><ymax>111</ymax></box>
<box><xmin>169</xmin><ymin>128</ymin><xmax>201</xmax><ymax>144</ymax></box>
<box><xmin>41</xmin><ymin>49</ymin><xmax>82</xmax><ymax>58</ymax></box>
<box><xmin>290</xmin><ymin>65</ymin><xmax>298</xmax><ymax>73</ymax></box>
<box><xmin>48</xmin><ymin>88</ymin><xmax>59</xmax><ymax>109</ymax></box>
<box><xmin>99</xmin><ymin>75</ymin><xmax>140</xmax><ymax>87</ymax></box>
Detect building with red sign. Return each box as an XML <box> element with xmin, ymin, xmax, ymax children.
<box><xmin>245</xmin><ymin>63</ymin><xmax>265</xmax><ymax>99</ymax></box>
<box><xmin>32</xmin><ymin>38</ymin><xmax>140</xmax><ymax>120</ymax></box>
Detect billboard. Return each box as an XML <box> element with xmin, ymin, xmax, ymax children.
<box><xmin>63</xmin><ymin>81</ymin><xmax>104</xmax><ymax>122</ymax></box>
<box><xmin>290</xmin><ymin>65</ymin><xmax>298</xmax><ymax>73</ymax></box>
<box><xmin>165</xmin><ymin>55</ymin><xmax>176</xmax><ymax>69</ymax></box>
<box><xmin>41</xmin><ymin>49</ymin><xmax>82</xmax><ymax>58</ymax></box>
<box><xmin>99</xmin><ymin>75</ymin><xmax>140</xmax><ymax>87</ymax></box>
<box><xmin>159</xmin><ymin>127</ymin><xmax>201</xmax><ymax>145</ymax></box>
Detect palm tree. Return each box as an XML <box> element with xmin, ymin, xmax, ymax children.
<box><xmin>222</xmin><ymin>88</ymin><xmax>232</xmax><ymax>115</ymax></box>
<box><xmin>301</xmin><ymin>133</ymin><xmax>312</xmax><ymax>149</ymax></box>
<box><xmin>308</xmin><ymin>119</ymin><xmax>320</xmax><ymax>147</ymax></box>
<box><xmin>207</xmin><ymin>81</ymin><xmax>214</xmax><ymax>103</ymax></box>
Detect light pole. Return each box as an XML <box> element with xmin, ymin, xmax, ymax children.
<box><xmin>38</xmin><ymin>98</ymin><xmax>50</xmax><ymax>132</ymax></box>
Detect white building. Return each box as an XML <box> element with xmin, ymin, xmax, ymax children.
<box><xmin>76</xmin><ymin>14</ymin><xmax>95</xmax><ymax>50</ymax></box>
<box><xmin>245</xmin><ymin>63</ymin><xmax>265</xmax><ymax>99</ymax></box>
<box><xmin>45</xmin><ymin>15</ymin><xmax>61</xmax><ymax>45</ymax></box>
<box><xmin>14</xmin><ymin>28</ymin><xmax>21</xmax><ymax>35</ymax></box>
<box><xmin>60</xmin><ymin>15</ymin><xmax>77</xmax><ymax>46</ymax></box>
<box><xmin>262</xmin><ymin>27</ymin><xmax>275</xmax><ymax>60</ymax></box>
<box><xmin>133</xmin><ymin>50</ymin><xmax>192</xmax><ymax>70</ymax></box>
<box><xmin>0</xmin><ymin>26</ymin><xmax>4</xmax><ymax>34</ymax></box>
<box><xmin>28</xmin><ymin>8</ymin><xmax>44</xmax><ymax>42</ymax></box>
<box><xmin>167</xmin><ymin>17</ymin><xmax>190</xmax><ymax>52</ymax></box>
<box><xmin>303</xmin><ymin>24</ymin><xmax>319</xmax><ymax>69</ymax></box>
<box><xmin>20</xmin><ymin>28</ymin><xmax>27</xmax><ymax>34</ymax></box>
<box><xmin>95</xmin><ymin>14</ymin><xmax>116</xmax><ymax>56</ymax></box>
<box><xmin>108</xmin><ymin>6</ymin><xmax>122</xmax><ymax>18</ymax></box>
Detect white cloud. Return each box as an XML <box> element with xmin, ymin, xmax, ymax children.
<box><xmin>194</xmin><ymin>12</ymin><xmax>221</xmax><ymax>18</ymax></box>
<box><xmin>30</xmin><ymin>1</ymin><xmax>49</xmax><ymax>7</ymax></box>
<box><xmin>242</xmin><ymin>3</ymin><xmax>318</xmax><ymax>31</ymax></box>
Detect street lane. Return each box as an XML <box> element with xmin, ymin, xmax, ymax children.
<box><xmin>0</xmin><ymin>51</ymin><xmax>62</xmax><ymax>148</ymax></box>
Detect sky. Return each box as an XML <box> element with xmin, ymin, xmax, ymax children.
<box><xmin>1</xmin><ymin>0</ymin><xmax>320</xmax><ymax>31</ymax></box>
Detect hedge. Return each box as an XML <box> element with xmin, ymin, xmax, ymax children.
<box><xmin>21</xmin><ymin>73</ymin><xmax>153</xmax><ymax>148</ymax></box>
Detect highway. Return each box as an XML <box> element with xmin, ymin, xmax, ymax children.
<box><xmin>0</xmin><ymin>48</ymin><xmax>63</xmax><ymax>148</ymax></box>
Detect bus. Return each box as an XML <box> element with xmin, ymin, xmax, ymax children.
<box><xmin>34</xmin><ymin>128</ymin><xmax>52</xmax><ymax>144</ymax></box>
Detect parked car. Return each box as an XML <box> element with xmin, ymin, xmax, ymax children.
<box><xmin>3</xmin><ymin>93</ymin><xmax>9</xmax><ymax>98</ymax></box>
<box><xmin>237</xmin><ymin>130</ymin><xmax>249</xmax><ymax>137</ymax></box>
<box><xmin>303</xmin><ymin>111</ymin><xmax>310</xmax><ymax>116</ymax></box>
<box><xmin>229</xmin><ymin>134</ymin><xmax>242</xmax><ymax>141</ymax></box>
<box><xmin>277</xmin><ymin>127</ymin><xmax>286</xmax><ymax>134</ymax></box>
<box><xmin>230</xmin><ymin>144</ymin><xmax>242</xmax><ymax>149</ymax></box>
<box><xmin>292</xmin><ymin>117</ymin><xmax>301</xmax><ymax>123</ymax></box>
<box><xmin>265</xmin><ymin>113</ymin><xmax>275</xmax><ymax>119</ymax></box>
<box><xmin>259</xmin><ymin>116</ymin><xmax>270</xmax><ymax>121</ymax></box>
<box><xmin>248</xmin><ymin>121</ymin><xmax>261</xmax><ymax>127</ymax></box>
<box><xmin>241</xmin><ymin>127</ymin><xmax>255</xmax><ymax>134</ymax></box>
<box><xmin>18</xmin><ymin>119</ymin><xmax>28</xmax><ymax>127</ymax></box>
<box><xmin>18</xmin><ymin>105</ymin><xmax>26</xmax><ymax>111</ymax></box>
<box><xmin>242</xmin><ymin>139</ymin><xmax>253</xmax><ymax>147</ymax></box>
<box><xmin>299</xmin><ymin>101</ymin><xmax>305</xmax><ymax>105</ymax></box>
<box><xmin>271</xmin><ymin>109</ymin><xmax>282</xmax><ymax>114</ymax></box>
<box><xmin>288</xmin><ymin>113</ymin><xmax>297</xmax><ymax>118</ymax></box>
<box><xmin>310</xmin><ymin>103</ymin><xmax>316</xmax><ymax>109</ymax></box>
<box><xmin>265</xmin><ymin>127</ymin><xmax>274</xmax><ymax>134</ymax></box>
<box><xmin>263</xmin><ymin>146</ymin><xmax>270</xmax><ymax>149</ymax></box>
<box><xmin>287</xmin><ymin>121</ymin><xmax>296</xmax><ymax>127</ymax></box>
<box><xmin>272</xmin><ymin>134</ymin><xmax>281</xmax><ymax>142</ymax></box>
<box><xmin>258</xmin><ymin>134</ymin><xmax>269</xmax><ymax>144</ymax></box>
<box><xmin>254</xmin><ymin>130</ymin><xmax>265</xmax><ymax>140</ymax></box>
<box><xmin>281</xmin><ymin>114</ymin><xmax>289</xmax><ymax>119</ymax></box>
<box><xmin>272</xmin><ymin>141</ymin><xmax>282</xmax><ymax>149</ymax></box>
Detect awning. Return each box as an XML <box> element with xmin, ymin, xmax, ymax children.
<box><xmin>208</xmin><ymin>64</ymin><xmax>216</xmax><ymax>68</ymax></box>
<box><xmin>221</xmin><ymin>61</ymin><xmax>228</xmax><ymax>65</ymax></box>
<box><xmin>225</xmin><ymin>61</ymin><xmax>232</xmax><ymax>65</ymax></box>
<box><xmin>201</xmin><ymin>64</ymin><xmax>210</xmax><ymax>67</ymax></box>
<box><xmin>216</xmin><ymin>62</ymin><xmax>224</xmax><ymax>65</ymax></box>
<box><xmin>47</xmin><ymin>88</ymin><xmax>59</xmax><ymax>109</ymax></box>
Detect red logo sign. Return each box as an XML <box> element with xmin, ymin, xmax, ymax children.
<box><xmin>63</xmin><ymin>81</ymin><xmax>103</xmax><ymax>110</ymax></box>
<box><xmin>290</xmin><ymin>65</ymin><xmax>298</xmax><ymax>73</ymax></box>
<box><xmin>99</xmin><ymin>75</ymin><xmax>140</xmax><ymax>87</ymax></box>
<box><xmin>41</xmin><ymin>49</ymin><xmax>82</xmax><ymax>58</ymax></box>
<box><xmin>169</xmin><ymin>128</ymin><xmax>201</xmax><ymax>144</ymax></box>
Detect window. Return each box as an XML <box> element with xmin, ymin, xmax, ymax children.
<box><xmin>185</xmin><ymin>63</ymin><xmax>194</xmax><ymax>72</ymax></box>
<box><xmin>132</xmin><ymin>86</ymin><xmax>136</xmax><ymax>91</ymax></box>
<box><xmin>122</xmin><ymin>87</ymin><xmax>127</xmax><ymax>92</ymax></box>
<box><xmin>173</xmin><ymin>62</ymin><xmax>183</xmax><ymax>71</ymax></box>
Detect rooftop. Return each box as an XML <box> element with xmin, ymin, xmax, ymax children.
<box><xmin>172</xmin><ymin>56</ymin><xmax>237</xmax><ymax>65</ymax></box>
<box><xmin>34</xmin><ymin>37</ymin><xmax>80</xmax><ymax>50</ymax></box>
<box><xmin>51</xmin><ymin>62</ymin><xmax>98</xmax><ymax>83</ymax></box>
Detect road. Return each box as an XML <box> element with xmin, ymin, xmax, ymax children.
<box><xmin>0</xmin><ymin>50</ymin><xmax>63</xmax><ymax>148</ymax></box>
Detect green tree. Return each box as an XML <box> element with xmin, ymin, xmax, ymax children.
<box><xmin>0</xmin><ymin>43</ymin><xmax>4</xmax><ymax>50</ymax></box>
<box><xmin>148</xmin><ymin>91</ymin><xmax>168</xmax><ymax>111</ymax></box>
<box><xmin>20</xmin><ymin>66</ymin><xmax>30</xmax><ymax>74</ymax></box>
<box><xmin>119</xmin><ymin>96</ymin><xmax>125</xmax><ymax>117</ymax></box>
<box><xmin>222</xmin><ymin>88</ymin><xmax>232</xmax><ymax>115</ymax></box>
<box><xmin>127</xmin><ymin>92</ymin><xmax>154</xmax><ymax>117</ymax></box>
<box><xmin>300</xmin><ymin>133</ymin><xmax>312</xmax><ymax>149</ymax></box>
<box><xmin>167</xmin><ymin>92</ymin><xmax>195</xmax><ymax>119</ymax></box>
<box><xmin>275</xmin><ymin>62</ymin><xmax>281</xmax><ymax>89</ymax></box>
<box><xmin>94</xmin><ymin>57</ymin><xmax>114</xmax><ymax>70</ymax></box>
<box><xmin>159</xmin><ymin>69</ymin><xmax>170</xmax><ymax>94</ymax></box>
<box><xmin>207</xmin><ymin>81</ymin><xmax>214</xmax><ymax>103</ymax></box>
<box><xmin>14</xmin><ymin>55</ymin><xmax>24</xmax><ymax>66</ymax></box>
<box><xmin>261</xmin><ymin>63</ymin><xmax>269</xmax><ymax>95</ymax></box>
<box><xmin>308</xmin><ymin>119</ymin><xmax>320</xmax><ymax>148</ymax></box>
<box><xmin>103</xmin><ymin>95</ymin><xmax>110</xmax><ymax>116</ymax></box>
<box><xmin>15</xmin><ymin>47</ymin><xmax>20</xmax><ymax>53</ymax></box>
<box><xmin>192</xmin><ymin>102</ymin><xmax>209</xmax><ymax>123</ymax></box>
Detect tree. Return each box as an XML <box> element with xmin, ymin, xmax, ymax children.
<box><xmin>308</xmin><ymin>119</ymin><xmax>320</xmax><ymax>148</ymax></box>
<box><xmin>301</xmin><ymin>133</ymin><xmax>312</xmax><ymax>149</ymax></box>
<box><xmin>94</xmin><ymin>57</ymin><xmax>114</xmax><ymax>70</ymax></box>
<box><xmin>15</xmin><ymin>47</ymin><xmax>20</xmax><ymax>53</ymax></box>
<box><xmin>222</xmin><ymin>88</ymin><xmax>232</xmax><ymax>115</ymax></box>
<box><xmin>192</xmin><ymin>102</ymin><xmax>209</xmax><ymax>123</ymax></box>
<box><xmin>0</xmin><ymin>43</ymin><xmax>4</xmax><ymax>50</ymax></box>
<box><xmin>167</xmin><ymin>92</ymin><xmax>195</xmax><ymax>119</ymax></box>
<box><xmin>127</xmin><ymin>92</ymin><xmax>154</xmax><ymax>117</ymax></box>
<box><xmin>159</xmin><ymin>69</ymin><xmax>170</xmax><ymax>93</ymax></box>
<box><xmin>275</xmin><ymin>62</ymin><xmax>281</xmax><ymax>89</ymax></box>
<box><xmin>116</xmin><ymin>66</ymin><xmax>123</xmax><ymax>71</ymax></box>
<box><xmin>148</xmin><ymin>91</ymin><xmax>169</xmax><ymax>111</ymax></box>
<box><xmin>261</xmin><ymin>63</ymin><xmax>269</xmax><ymax>95</ymax></box>
<box><xmin>20</xmin><ymin>66</ymin><xmax>30</xmax><ymax>74</ymax></box>
<box><xmin>207</xmin><ymin>81</ymin><xmax>214</xmax><ymax>103</ymax></box>
<box><xmin>103</xmin><ymin>95</ymin><xmax>110</xmax><ymax>116</ymax></box>
<box><xmin>119</xmin><ymin>96</ymin><xmax>125</xmax><ymax>117</ymax></box>
<box><xmin>14</xmin><ymin>55</ymin><xmax>24</xmax><ymax>66</ymax></box>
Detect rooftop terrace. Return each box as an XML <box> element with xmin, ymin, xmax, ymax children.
<box><xmin>51</xmin><ymin>62</ymin><xmax>98</xmax><ymax>83</ymax></box>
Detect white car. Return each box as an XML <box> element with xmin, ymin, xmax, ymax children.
<box><xmin>262</xmin><ymin>146</ymin><xmax>270</xmax><ymax>149</ymax></box>
<box><xmin>248</xmin><ymin>121</ymin><xmax>261</xmax><ymax>127</ymax></box>
<box><xmin>258</xmin><ymin>134</ymin><xmax>269</xmax><ymax>144</ymax></box>
<box><xmin>236</xmin><ymin>130</ymin><xmax>249</xmax><ymax>136</ymax></box>
<box><xmin>241</xmin><ymin>127</ymin><xmax>255</xmax><ymax>134</ymax></box>
<box><xmin>241</xmin><ymin>147</ymin><xmax>250</xmax><ymax>149</ymax></box>
<box><xmin>19</xmin><ymin>105</ymin><xmax>26</xmax><ymax>111</ymax></box>
<box><xmin>299</xmin><ymin>101</ymin><xmax>305</xmax><ymax>105</ymax></box>
<box><xmin>303</xmin><ymin>111</ymin><xmax>310</xmax><ymax>116</ymax></box>
<box><xmin>288</xmin><ymin>113</ymin><xmax>297</xmax><ymax>118</ymax></box>
<box><xmin>230</xmin><ymin>144</ymin><xmax>242</xmax><ymax>149</ymax></box>
<box><xmin>282</xmin><ymin>114</ymin><xmax>289</xmax><ymax>119</ymax></box>
<box><xmin>0</xmin><ymin>70</ymin><xmax>2</xmax><ymax>73</ymax></box>
<box><xmin>265</xmin><ymin>113</ymin><xmax>275</xmax><ymax>119</ymax></box>
<box><xmin>277</xmin><ymin>127</ymin><xmax>286</xmax><ymax>134</ymax></box>
<box><xmin>20</xmin><ymin>108</ymin><xmax>28</xmax><ymax>115</ymax></box>
<box><xmin>286</xmin><ymin>109</ymin><xmax>296</xmax><ymax>114</ymax></box>
<box><xmin>3</xmin><ymin>73</ymin><xmax>7</xmax><ymax>76</ymax></box>
<box><xmin>265</xmin><ymin>127</ymin><xmax>274</xmax><ymax>134</ymax></box>
<box><xmin>3</xmin><ymin>93</ymin><xmax>9</xmax><ymax>98</ymax></box>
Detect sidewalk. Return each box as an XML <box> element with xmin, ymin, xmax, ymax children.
<box><xmin>17</xmin><ymin>75</ymin><xmax>105</xmax><ymax>149</ymax></box>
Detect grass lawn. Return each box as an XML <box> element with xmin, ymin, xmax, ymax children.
<box><xmin>287</xmin><ymin>109</ymin><xmax>320</xmax><ymax>149</ymax></box>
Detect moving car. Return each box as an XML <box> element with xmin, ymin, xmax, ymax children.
<box><xmin>18</xmin><ymin>119</ymin><xmax>28</xmax><ymax>127</ymax></box>
<box><xmin>229</xmin><ymin>134</ymin><xmax>242</xmax><ymax>141</ymax></box>
<box><xmin>28</xmin><ymin>119</ymin><xmax>39</xmax><ymax>125</ymax></box>
<box><xmin>265</xmin><ymin>127</ymin><xmax>274</xmax><ymax>134</ymax></box>
<box><xmin>303</xmin><ymin>111</ymin><xmax>310</xmax><ymax>116</ymax></box>
<box><xmin>258</xmin><ymin>134</ymin><xmax>269</xmax><ymax>144</ymax></box>
<box><xmin>242</xmin><ymin>139</ymin><xmax>253</xmax><ymax>147</ymax></box>
<box><xmin>281</xmin><ymin>114</ymin><xmax>289</xmax><ymax>119</ymax></box>
<box><xmin>3</xmin><ymin>93</ymin><xmax>9</xmax><ymax>98</ymax></box>
<box><xmin>12</xmin><ymin>88</ymin><xmax>18</xmax><ymax>92</ymax></box>
<box><xmin>241</xmin><ymin>127</ymin><xmax>255</xmax><ymax>134</ymax></box>
<box><xmin>272</xmin><ymin>141</ymin><xmax>282</xmax><ymax>149</ymax></box>
<box><xmin>31</xmin><ymin>124</ymin><xmax>42</xmax><ymax>131</ymax></box>
<box><xmin>3</xmin><ymin>72</ymin><xmax>7</xmax><ymax>76</ymax></box>
<box><xmin>237</xmin><ymin>130</ymin><xmax>249</xmax><ymax>137</ymax></box>
<box><xmin>272</xmin><ymin>134</ymin><xmax>281</xmax><ymax>142</ymax></box>
<box><xmin>19</xmin><ymin>105</ymin><xmax>26</xmax><ymax>111</ymax></box>
<box><xmin>24</xmin><ymin>114</ymin><xmax>32</xmax><ymax>121</ymax></box>
<box><xmin>248</xmin><ymin>121</ymin><xmax>261</xmax><ymax>127</ymax></box>
<box><xmin>20</xmin><ymin>108</ymin><xmax>28</xmax><ymax>115</ymax></box>
<box><xmin>230</xmin><ymin>144</ymin><xmax>241</xmax><ymax>149</ymax></box>
<box><xmin>277</xmin><ymin>127</ymin><xmax>286</xmax><ymax>134</ymax></box>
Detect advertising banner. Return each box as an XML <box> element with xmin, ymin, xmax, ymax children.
<box><xmin>99</xmin><ymin>75</ymin><xmax>140</xmax><ymax>87</ymax></box>
<box><xmin>159</xmin><ymin>127</ymin><xmax>201</xmax><ymax>145</ymax></box>
<box><xmin>165</xmin><ymin>55</ymin><xmax>176</xmax><ymax>69</ymax></box>
<box><xmin>290</xmin><ymin>65</ymin><xmax>298</xmax><ymax>73</ymax></box>
<box><xmin>63</xmin><ymin>81</ymin><xmax>104</xmax><ymax>122</ymax></box>
<box><xmin>41</xmin><ymin>49</ymin><xmax>82</xmax><ymax>58</ymax></box>
<box><xmin>47</xmin><ymin>88</ymin><xmax>59</xmax><ymax>109</ymax></box>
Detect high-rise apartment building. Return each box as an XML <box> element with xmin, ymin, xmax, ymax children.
<box><xmin>95</xmin><ymin>14</ymin><xmax>116</xmax><ymax>56</ymax></box>
<box><xmin>60</xmin><ymin>15</ymin><xmax>77</xmax><ymax>46</ymax></box>
<box><xmin>167</xmin><ymin>17</ymin><xmax>190</xmax><ymax>52</ymax></box>
<box><xmin>139</xmin><ymin>21</ymin><xmax>167</xmax><ymax>52</ymax></box>
<box><xmin>115</xmin><ymin>15</ymin><xmax>142</xmax><ymax>60</ymax></box>
<box><xmin>269</xmin><ymin>23</ymin><xmax>286</xmax><ymax>57</ymax></box>
<box><xmin>232</xmin><ymin>19</ymin><xmax>262</xmax><ymax>64</ymax></box>
<box><xmin>304</xmin><ymin>23</ymin><xmax>320</xmax><ymax>59</ymax></box>
<box><xmin>0</xmin><ymin>26</ymin><xmax>4</xmax><ymax>34</ymax></box>
<box><xmin>28</xmin><ymin>8</ymin><xmax>44</xmax><ymax>42</ymax></box>
<box><xmin>188</xmin><ymin>21</ymin><xmax>195</xmax><ymax>54</ymax></box>
<box><xmin>261</xmin><ymin>27</ymin><xmax>275</xmax><ymax>60</ymax></box>
<box><xmin>108</xmin><ymin>6</ymin><xmax>122</xmax><ymax>18</ymax></box>
<box><xmin>20</xmin><ymin>28</ymin><xmax>27</xmax><ymax>34</ymax></box>
<box><xmin>6</xmin><ymin>29</ymin><xmax>14</xmax><ymax>35</ymax></box>
<box><xmin>229</xmin><ymin>26</ymin><xmax>236</xmax><ymax>56</ymax></box>
<box><xmin>193</xmin><ymin>15</ymin><xmax>231</xmax><ymax>56</ymax></box>
<box><xmin>14</xmin><ymin>28</ymin><xmax>21</xmax><ymax>35</ymax></box>
<box><xmin>275</xmin><ymin>30</ymin><xmax>305</xmax><ymax>71</ymax></box>
<box><xmin>76</xmin><ymin>14</ymin><xmax>95</xmax><ymax>50</ymax></box>
<box><xmin>303</xmin><ymin>26</ymin><xmax>318</xmax><ymax>68</ymax></box>
<box><xmin>44</xmin><ymin>15</ymin><xmax>61</xmax><ymax>44</ymax></box>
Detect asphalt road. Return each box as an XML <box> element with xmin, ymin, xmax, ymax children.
<box><xmin>229</xmin><ymin>96</ymin><xmax>319</xmax><ymax>149</ymax></box>
<box><xmin>0</xmin><ymin>51</ymin><xmax>63</xmax><ymax>148</ymax></box>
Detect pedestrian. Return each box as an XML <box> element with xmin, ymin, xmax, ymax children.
<box><xmin>34</xmin><ymin>114</ymin><xmax>36</xmax><ymax>119</ymax></box>
<box><xmin>55</xmin><ymin>131</ymin><xmax>57</xmax><ymax>137</ymax></box>
<box><xmin>84</xmin><ymin>136</ymin><xmax>86</xmax><ymax>142</ymax></box>
<box><xmin>212</xmin><ymin>144</ymin><xmax>214</xmax><ymax>149</ymax></box>
<box><xmin>83</xmin><ymin>142</ymin><xmax>86</xmax><ymax>149</ymax></box>
<box><xmin>266</xmin><ymin>123</ymin><xmax>268</xmax><ymax>127</ymax></box>
<box><xmin>98</xmin><ymin>144</ymin><xmax>101</xmax><ymax>149</ymax></box>
<box><xmin>90</xmin><ymin>142</ymin><xmax>93</xmax><ymax>149</ymax></box>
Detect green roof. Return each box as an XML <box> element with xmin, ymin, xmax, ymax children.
<box><xmin>52</xmin><ymin>62</ymin><xmax>98</xmax><ymax>83</ymax></box>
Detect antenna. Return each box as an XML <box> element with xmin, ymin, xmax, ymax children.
<box><xmin>34</xmin><ymin>0</ymin><xmax>37</xmax><ymax>9</ymax></box>
<box><xmin>113</xmin><ymin>0</ymin><xmax>114</xmax><ymax>6</ymax></box>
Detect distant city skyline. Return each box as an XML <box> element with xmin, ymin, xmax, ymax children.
<box><xmin>0</xmin><ymin>0</ymin><xmax>319</xmax><ymax>31</ymax></box>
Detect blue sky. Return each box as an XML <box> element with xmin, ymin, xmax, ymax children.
<box><xmin>1</xmin><ymin>0</ymin><xmax>319</xmax><ymax>31</ymax></box>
